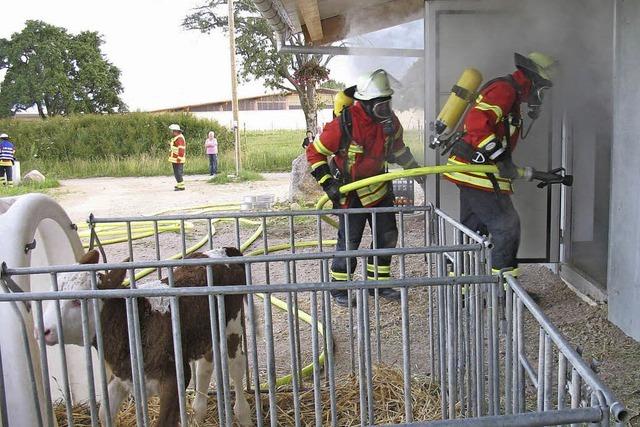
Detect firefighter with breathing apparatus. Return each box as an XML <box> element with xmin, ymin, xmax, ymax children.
<box><xmin>306</xmin><ymin>69</ymin><xmax>424</xmax><ymax>307</ymax></box>
<box><xmin>435</xmin><ymin>52</ymin><xmax>564</xmax><ymax>282</ymax></box>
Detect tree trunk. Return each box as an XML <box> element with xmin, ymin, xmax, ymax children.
<box><xmin>36</xmin><ymin>102</ymin><xmax>46</xmax><ymax>119</ymax></box>
<box><xmin>298</xmin><ymin>82</ymin><xmax>318</xmax><ymax>133</ymax></box>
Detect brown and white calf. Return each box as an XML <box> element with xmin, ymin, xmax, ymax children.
<box><xmin>41</xmin><ymin>248</ymin><xmax>251</xmax><ymax>426</ymax></box>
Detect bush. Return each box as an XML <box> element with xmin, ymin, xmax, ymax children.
<box><xmin>0</xmin><ymin>113</ymin><xmax>233</xmax><ymax>162</ymax></box>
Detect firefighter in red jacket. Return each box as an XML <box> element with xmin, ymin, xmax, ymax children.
<box><xmin>443</xmin><ymin>52</ymin><xmax>556</xmax><ymax>276</ymax></box>
<box><xmin>168</xmin><ymin>124</ymin><xmax>186</xmax><ymax>191</ymax></box>
<box><xmin>306</xmin><ymin>69</ymin><xmax>422</xmax><ymax>306</ymax></box>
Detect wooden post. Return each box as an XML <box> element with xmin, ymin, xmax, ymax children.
<box><xmin>228</xmin><ymin>0</ymin><xmax>240</xmax><ymax>176</ymax></box>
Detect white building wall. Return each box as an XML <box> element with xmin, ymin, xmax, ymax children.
<box><xmin>192</xmin><ymin>109</ymin><xmax>334</xmax><ymax>131</ymax></box>
<box><xmin>192</xmin><ymin>108</ymin><xmax>425</xmax><ymax>131</ymax></box>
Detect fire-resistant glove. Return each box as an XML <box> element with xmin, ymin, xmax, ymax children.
<box><xmin>496</xmin><ymin>157</ymin><xmax>521</xmax><ymax>180</ymax></box>
<box><xmin>322</xmin><ymin>178</ymin><xmax>343</xmax><ymax>207</ymax></box>
<box><xmin>414</xmin><ymin>175</ymin><xmax>426</xmax><ymax>194</ymax></box>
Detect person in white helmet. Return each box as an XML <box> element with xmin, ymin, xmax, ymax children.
<box><xmin>168</xmin><ymin>124</ymin><xmax>186</xmax><ymax>191</ymax></box>
<box><xmin>306</xmin><ymin>69</ymin><xmax>424</xmax><ymax>307</ymax></box>
<box><xmin>0</xmin><ymin>133</ymin><xmax>16</xmax><ymax>187</ymax></box>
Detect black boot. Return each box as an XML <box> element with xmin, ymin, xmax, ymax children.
<box><xmin>331</xmin><ymin>290</ymin><xmax>355</xmax><ymax>307</ymax></box>
<box><xmin>369</xmin><ymin>287</ymin><xmax>401</xmax><ymax>301</ymax></box>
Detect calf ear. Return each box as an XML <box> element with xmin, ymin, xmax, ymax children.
<box><xmin>79</xmin><ymin>250</ymin><xmax>100</xmax><ymax>264</ymax></box>
<box><xmin>102</xmin><ymin>268</ymin><xmax>127</xmax><ymax>290</ymax></box>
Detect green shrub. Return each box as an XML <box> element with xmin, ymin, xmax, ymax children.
<box><xmin>0</xmin><ymin>112</ymin><xmax>233</xmax><ymax>162</ymax></box>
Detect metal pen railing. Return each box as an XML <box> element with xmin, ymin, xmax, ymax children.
<box><xmin>0</xmin><ymin>205</ymin><xmax>627</xmax><ymax>427</ymax></box>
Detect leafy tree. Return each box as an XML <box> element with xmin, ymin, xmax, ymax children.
<box><xmin>0</xmin><ymin>20</ymin><xmax>126</xmax><ymax>118</ymax></box>
<box><xmin>183</xmin><ymin>0</ymin><xmax>332</xmax><ymax>131</ymax></box>
<box><xmin>320</xmin><ymin>79</ymin><xmax>346</xmax><ymax>90</ymax></box>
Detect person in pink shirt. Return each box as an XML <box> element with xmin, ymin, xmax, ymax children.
<box><xmin>204</xmin><ymin>131</ymin><xmax>218</xmax><ymax>176</ymax></box>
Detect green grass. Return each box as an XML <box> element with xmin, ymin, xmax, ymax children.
<box><xmin>13</xmin><ymin>129</ymin><xmax>425</xmax><ymax>180</ymax></box>
<box><xmin>207</xmin><ymin>170</ymin><xmax>263</xmax><ymax>184</ymax></box>
<box><xmin>0</xmin><ymin>179</ymin><xmax>60</xmax><ymax>197</ymax></box>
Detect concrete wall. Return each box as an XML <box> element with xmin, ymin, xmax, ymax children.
<box><xmin>608</xmin><ymin>0</ymin><xmax>640</xmax><ymax>341</ymax></box>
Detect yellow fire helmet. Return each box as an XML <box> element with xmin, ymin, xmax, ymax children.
<box><xmin>515</xmin><ymin>52</ymin><xmax>557</xmax><ymax>84</ymax></box>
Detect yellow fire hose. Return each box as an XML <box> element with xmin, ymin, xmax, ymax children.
<box><xmin>315</xmin><ymin>164</ymin><xmax>522</xmax><ymax>228</ymax></box>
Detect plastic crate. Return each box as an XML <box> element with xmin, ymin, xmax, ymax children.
<box><xmin>392</xmin><ymin>178</ymin><xmax>414</xmax><ymax>207</ymax></box>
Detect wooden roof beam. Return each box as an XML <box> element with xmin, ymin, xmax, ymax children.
<box><xmin>302</xmin><ymin>0</ymin><xmax>423</xmax><ymax>46</ymax></box>
<box><xmin>296</xmin><ymin>0</ymin><xmax>324</xmax><ymax>41</ymax></box>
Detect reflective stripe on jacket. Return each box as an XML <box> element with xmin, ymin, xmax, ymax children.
<box><xmin>168</xmin><ymin>134</ymin><xmax>186</xmax><ymax>163</ymax></box>
<box><xmin>0</xmin><ymin>140</ymin><xmax>15</xmax><ymax>166</ymax></box>
<box><xmin>306</xmin><ymin>102</ymin><xmax>409</xmax><ymax>207</ymax></box>
<box><xmin>443</xmin><ymin>69</ymin><xmax>531</xmax><ymax>194</ymax></box>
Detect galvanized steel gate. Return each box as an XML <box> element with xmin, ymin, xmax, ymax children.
<box><xmin>0</xmin><ymin>205</ymin><xmax>628</xmax><ymax>426</ymax></box>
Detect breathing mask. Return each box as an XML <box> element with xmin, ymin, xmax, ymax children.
<box><xmin>526</xmin><ymin>84</ymin><xmax>550</xmax><ymax>120</ymax></box>
<box><xmin>362</xmin><ymin>97</ymin><xmax>395</xmax><ymax>134</ymax></box>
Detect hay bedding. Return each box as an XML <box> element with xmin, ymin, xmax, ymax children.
<box><xmin>54</xmin><ymin>366</ymin><xmax>442</xmax><ymax>426</ymax></box>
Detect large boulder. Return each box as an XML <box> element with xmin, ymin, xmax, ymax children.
<box><xmin>289</xmin><ymin>153</ymin><xmax>324</xmax><ymax>202</ymax></box>
<box><xmin>22</xmin><ymin>170</ymin><xmax>46</xmax><ymax>183</ymax></box>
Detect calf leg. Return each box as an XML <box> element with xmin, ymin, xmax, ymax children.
<box><xmin>156</xmin><ymin>364</ymin><xmax>191</xmax><ymax>427</ymax></box>
<box><xmin>192</xmin><ymin>352</ymin><xmax>214</xmax><ymax>424</ymax></box>
<box><xmin>99</xmin><ymin>377</ymin><xmax>129</xmax><ymax>426</ymax></box>
<box><xmin>227</xmin><ymin>313</ymin><xmax>251</xmax><ymax>426</ymax></box>
<box><xmin>157</xmin><ymin>375</ymin><xmax>180</xmax><ymax>427</ymax></box>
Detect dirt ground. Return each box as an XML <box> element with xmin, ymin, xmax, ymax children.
<box><xmin>46</xmin><ymin>174</ymin><xmax>640</xmax><ymax>424</ymax></box>
<box><xmin>50</xmin><ymin>173</ymin><xmax>291</xmax><ymax>223</ymax></box>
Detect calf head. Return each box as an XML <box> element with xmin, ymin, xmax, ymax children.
<box><xmin>40</xmin><ymin>250</ymin><xmax>127</xmax><ymax>346</ymax></box>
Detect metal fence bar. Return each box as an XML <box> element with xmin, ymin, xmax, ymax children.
<box><xmin>356</xmin><ymin>285</ymin><xmax>368</xmax><ymax>426</ymax></box>
<box><xmin>544</xmin><ymin>334</ymin><xmax>553</xmax><ymax>411</ymax></box>
<box><xmin>50</xmin><ymin>272</ymin><xmax>74</xmax><ymax>427</ymax></box>
<box><xmin>215</xmin><ymin>294</ymin><xmax>233</xmax><ymax>427</ymax></box>
<box><xmin>79</xmin><ymin>299</ymin><xmax>99</xmax><ymax>426</ymax></box>
<box><xmin>124</xmin><ymin>297</ymin><xmax>144</xmax><ymax>426</ymax></box>
<box><xmin>284</xmin><ymin>264</ymin><xmax>302</xmax><ymax>427</ymax></box>
<box><xmin>167</xmin><ymin>269</ymin><xmax>189</xmax><ymax>427</ymax></box>
<box><xmin>310</xmin><ymin>287</ymin><xmax>323</xmax><ymax>427</ymax></box>
<box><xmin>206</xmin><ymin>265</ymin><xmax>227</xmax><ymax>427</ymax></box>
<box><xmin>89</xmin><ymin>271</ymin><xmax>112</xmax><ymax>427</ymax></box>
<box><xmin>245</xmin><ymin>267</ymin><xmax>264</xmax><ymax>427</ymax></box>
<box><xmin>90</xmin><ymin>205</ymin><xmax>434</xmax><ymax>223</ymax></box>
<box><xmin>126</xmin><ymin>221</ymin><xmax>134</xmax><ymax>262</ymax></box>
<box><xmin>180</xmin><ymin>219</ymin><xmax>187</xmax><ymax>259</ymax></box>
<box><xmin>128</xmin><ymin>270</ymin><xmax>150</xmax><ymax>426</ymax></box>
<box><xmin>33</xmin><ymin>301</ymin><xmax>55</xmax><ymax>426</ymax></box>
<box><xmin>371</xmin><ymin>211</ymin><xmax>382</xmax><ymax>365</ymax></box>
<box><xmin>516</xmin><ymin>296</ymin><xmax>525</xmax><ymax>413</ymax></box>
<box><xmin>263</xmin><ymin>292</ymin><xmax>278</xmax><ymax>427</ymax></box>
<box><xmin>361</xmin><ymin>260</ymin><xmax>375</xmax><ymax>424</ymax></box>
<box><xmin>558</xmin><ymin>353</ymin><xmax>568</xmax><ymax>411</ymax></box>
<box><xmin>386</xmin><ymin>407</ymin><xmax>604</xmax><ymax>427</ymax></box>
<box><xmin>287</xmin><ymin>216</ymin><xmax>303</xmax><ymax>386</ymax></box>
<box><xmin>6</xmin><ymin>246</ymin><xmax>486</xmax><ymax>276</ymax></box>
<box><xmin>505</xmin><ymin>276</ymin><xmax>513</xmax><ymax>415</ymax></box>
<box><xmin>0</xmin><ymin>276</ymin><xmax>501</xmax><ymax>302</ymax></box>
<box><xmin>322</xmin><ymin>259</ymin><xmax>338</xmax><ymax>427</ymax></box>
<box><xmin>505</xmin><ymin>275</ymin><xmax>628</xmax><ymax>423</ymax></box>
<box><xmin>398</xmin><ymin>211</ymin><xmax>413</xmax><ymax>423</ymax></box>
<box><xmin>154</xmin><ymin>220</ymin><xmax>162</xmax><ymax>279</ymax></box>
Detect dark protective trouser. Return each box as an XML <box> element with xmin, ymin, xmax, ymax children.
<box><xmin>459</xmin><ymin>185</ymin><xmax>520</xmax><ymax>271</ymax></box>
<box><xmin>0</xmin><ymin>165</ymin><xmax>12</xmax><ymax>185</ymax></box>
<box><xmin>172</xmin><ymin>163</ymin><xmax>184</xmax><ymax>188</ymax></box>
<box><xmin>330</xmin><ymin>192</ymin><xmax>398</xmax><ymax>293</ymax></box>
